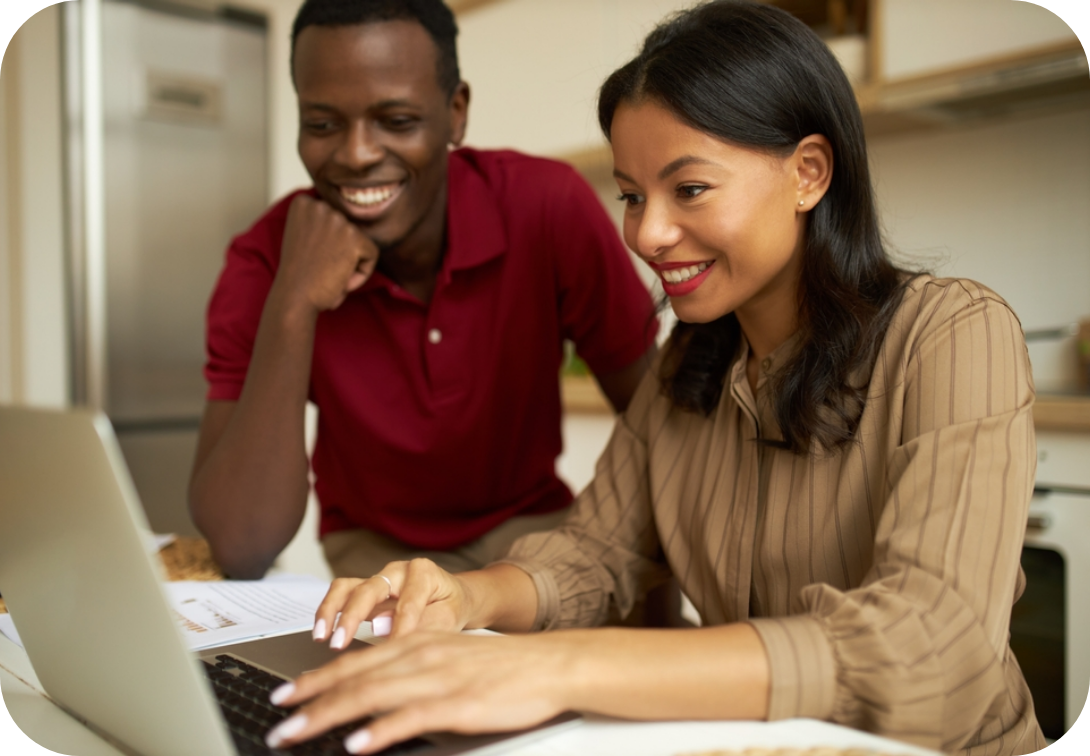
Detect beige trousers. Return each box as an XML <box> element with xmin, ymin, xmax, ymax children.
<box><xmin>321</xmin><ymin>507</ymin><xmax>571</xmax><ymax>579</ymax></box>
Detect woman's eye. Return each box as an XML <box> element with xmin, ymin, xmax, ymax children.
<box><xmin>616</xmin><ymin>192</ymin><xmax>645</xmax><ymax>207</ymax></box>
<box><xmin>303</xmin><ymin>121</ymin><xmax>336</xmax><ymax>134</ymax></box>
<box><xmin>678</xmin><ymin>185</ymin><xmax>708</xmax><ymax>199</ymax></box>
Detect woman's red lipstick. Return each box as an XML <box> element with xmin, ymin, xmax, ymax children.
<box><xmin>649</xmin><ymin>260</ymin><xmax>715</xmax><ymax>297</ymax></box>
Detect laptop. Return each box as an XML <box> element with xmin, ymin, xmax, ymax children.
<box><xmin>0</xmin><ymin>406</ymin><xmax>579</xmax><ymax>756</ymax></box>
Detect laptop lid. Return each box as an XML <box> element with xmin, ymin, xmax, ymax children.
<box><xmin>0</xmin><ymin>406</ymin><xmax>581</xmax><ymax>756</ymax></box>
<box><xmin>0</xmin><ymin>406</ymin><xmax>236</xmax><ymax>756</ymax></box>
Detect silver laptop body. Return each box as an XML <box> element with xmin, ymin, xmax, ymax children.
<box><xmin>0</xmin><ymin>407</ymin><xmax>578</xmax><ymax>756</ymax></box>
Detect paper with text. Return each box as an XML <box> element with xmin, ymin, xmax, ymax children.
<box><xmin>165</xmin><ymin>576</ymin><xmax>329</xmax><ymax>650</ymax></box>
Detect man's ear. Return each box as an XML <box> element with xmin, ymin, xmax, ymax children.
<box><xmin>794</xmin><ymin>134</ymin><xmax>833</xmax><ymax>210</ymax></box>
<box><xmin>448</xmin><ymin>81</ymin><xmax>470</xmax><ymax>147</ymax></box>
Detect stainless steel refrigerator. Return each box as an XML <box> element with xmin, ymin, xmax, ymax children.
<box><xmin>64</xmin><ymin>0</ymin><xmax>269</xmax><ymax>535</ymax></box>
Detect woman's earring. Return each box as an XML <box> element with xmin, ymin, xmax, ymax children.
<box><xmin>798</xmin><ymin>200</ymin><xmax>805</xmax><ymax>207</ymax></box>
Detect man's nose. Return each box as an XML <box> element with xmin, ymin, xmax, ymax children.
<box><xmin>335</xmin><ymin>121</ymin><xmax>383</xmax><ymax>170</ymax></box>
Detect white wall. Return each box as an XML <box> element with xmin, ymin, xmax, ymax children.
<box><xmin>0</xmin><ymin>24</ymin><xmax>16</xmax><ymax>404</ymax></box>
<box><xmin>0</xmin><ymin>3</ymin><xmax>69</xmax><ymax>408</ymax></box>
<box><xmin>458</xmin><ymin>0</ymin><xmax>693</xmax><ymax>157</ymax></box>
<box><xmin>870</xmin><ymin>106</ymin><xmax>1090</xmax><ymax>393</ymax></box>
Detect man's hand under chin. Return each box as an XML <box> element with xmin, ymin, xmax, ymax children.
<box><xmin>276</xmin><ymin>194</ymin><xmax>379</xmax><ymax>313</ymax></box>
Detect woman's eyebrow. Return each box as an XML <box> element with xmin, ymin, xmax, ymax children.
<box><xmin>657</xmin><ymin>155</ymin><xmax>719</xmax><ymax>180</ymax></box>
<box><xmin>614</xmin><ymin>153</ymin><xmax>723</xmax><ymax>184</ymax></box>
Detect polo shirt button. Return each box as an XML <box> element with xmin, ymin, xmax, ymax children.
<box><xmin>428</xmin><ymin>328</ymin><xmax>443</xmax><ymax>344</ymax></box>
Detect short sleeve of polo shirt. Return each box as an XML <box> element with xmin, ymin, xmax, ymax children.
<box><xmin>542</xmin><ymin>162</ymin><xmax>657</xmax><ymax>374</ymax></box>
<box><xmin>203</xmin><ymin>190</ymin><xmax>303</xmax><ymax>401</ymax></box>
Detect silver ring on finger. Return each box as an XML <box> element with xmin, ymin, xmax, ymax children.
<box><xmin>374</xmin><ymin>574</ymin><xmax>393</xmax><ymax>601</ymax></box>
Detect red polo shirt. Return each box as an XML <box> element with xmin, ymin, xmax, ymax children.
<box><xmin>204</xmin><ymin>148</ymin><xmax>656</xmax><ymax>549</ymax></box>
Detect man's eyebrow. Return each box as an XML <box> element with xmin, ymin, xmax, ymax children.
<box><xmin>298</xmin><ymin>99</ymin><xmax>421</xmax><ymax>112</ymax></box>
<box><xmin>369</xmin><ymin>99</ymin><xmax>421</xmax><ymax>110</ymax></box>
<box><xmin>613</xmin><ymin>156</ymin><xmax>721</xmax><ymax>184</ymax></box>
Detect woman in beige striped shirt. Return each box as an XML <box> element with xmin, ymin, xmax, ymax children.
<box><xmin>265</xmin><ymin>2</ymin><xmax>1045</xmax><ymax>754</ymax></box>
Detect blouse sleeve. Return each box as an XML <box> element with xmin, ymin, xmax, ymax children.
<box><xmin>497</xmin><ymin>366</ymin><xmax>671</xmax><ymax>630</ymax></box>
<box><xmin>748</xmin><ymin>284</ymin><xmax>1039</xmax><ymax>752</ymax></box>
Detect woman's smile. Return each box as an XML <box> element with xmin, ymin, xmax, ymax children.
<box><xmin>649</xmin><ymin>260</ymin><xmax>715</xmax><ymax>296</ymax></box>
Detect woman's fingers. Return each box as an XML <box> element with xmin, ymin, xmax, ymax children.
<box><xmin>345</xmin><ymin>698</ymin><xmax>474</xmax><ymax>754</ymax></box>
<box><xmin>313</xmin><ymin>563</ymin><xmax>407</xmax><ymax>646</ymax></box>
<box><xmin>313</xmin><ymin>558</ymin><xmax>466</xmax><ymax>651</ymax></box>
<box><xmin>390</xmin><ymin>558</ymin><xmax>463</xmax><ymax>638</ymax></box>
<box><xmin>330</xmin><ymin>579</ymin><xmax>398</xmax><ymax>650</ymax></box>
<box><xmin>267</xmin><ymin>641</ymin><xmax>453</xmax><ymax>749</ymax></box>
<box><xmin>312</xmin><ymin>578</ymin><xmax>365</xmax><ymax>641</ymax></box>
<box><xmin>273</xmin><ymin>636</ymin><xmax>415</xmax><ymax>709</ymax></box>
<box><xmin>267</xmin><ymin>633</ymin><xmax>568</xmax><ymax>754</ymax></box>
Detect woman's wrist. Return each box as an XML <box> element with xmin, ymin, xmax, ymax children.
<box><xmin>457</xmin><ymin>564</ymin><xmax>538</xmax><ymax>632</ymax></box>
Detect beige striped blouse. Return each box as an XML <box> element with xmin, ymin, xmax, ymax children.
<box><xmin>502</xmin><ymin>276</ymin><xmax>1046</xmax><ymax>755</ymax></box>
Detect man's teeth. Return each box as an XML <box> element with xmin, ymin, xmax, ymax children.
<box><xmin>661</xmin><ymin>262</ymin><xmax>710</xmax><ymax>284</ymax></box>
<box><xmin>342</xmin><ymin>185</ymin><xmax>396</xmax><ymax>207</ymax></box>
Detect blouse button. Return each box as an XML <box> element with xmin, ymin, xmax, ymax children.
<box><xmin>427</xmin><ymin>328</ymin><xmax>443</xmax><ymax>345</ymax></box>
<box><xmin>761</xmin><ymin>358</ymin><xmax>772</xmax><ymax>371</ymax></box>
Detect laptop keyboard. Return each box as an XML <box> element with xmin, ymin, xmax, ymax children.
<box><xmin>203</xmin><ymin>654</ymin><xmax>432</xmax><ymax>756</ymax></box>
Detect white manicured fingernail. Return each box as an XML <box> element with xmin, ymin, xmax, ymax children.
<box><xmin>344</xmin><ymin>728</ymin><xmax>372</xmax><ymax>754</ymax></box>
<box><xmin>265</xmin><ymin>714</ymin><xmax>307</xmax><ymax>748</ymax></box>
<box><xmin>331</xmin><ymin>627</ymin><xmax>347</xmax><ymax>650</ymax></box>
<box><xmin>371</xmin><ymin>616</ymin><xmax>392</xmax><ymax>637</ymax></box>
<box><xmin>269</xmin><ymin>682</ymin><xmax>294</xmax><ymax>706</ymax></box>
<box><xmin>312</xmin><ymin>619</ymin><xmax>327</xmax><ymax>641</ymax></box>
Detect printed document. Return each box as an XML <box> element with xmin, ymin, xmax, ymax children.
<box><xmin>0</xmin><ymin>575</ymin><xmax>331</xmax><ymax>652</ymax></box>
<box><xmin>165</xmin><ymin>575</ymin><xmax>330</xmax><ymax>650</ymax></box>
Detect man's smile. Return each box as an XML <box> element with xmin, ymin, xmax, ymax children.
<box><xmin>335</xmin><ymin>181</ymin><xmax>405</xmax><ymax>221</ymax></box>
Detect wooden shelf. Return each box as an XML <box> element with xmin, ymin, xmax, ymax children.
<box><xmin>561</xmin><ymin>376</ymin><xmax>1090</xmax><ymax>431</ymax></box>
<box><xmin>864</xmin><ymin>39</ymin><xmax>1090</xmax><ymax>137</ymax></box>
<box><xmin>1034</xmin><ymin>395</ymin><xmax>1090</xmax><ymax>433</ymax></box>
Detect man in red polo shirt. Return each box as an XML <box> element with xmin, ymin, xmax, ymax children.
<box><xmin>189</xmin><ymin>0</ymin><xmax>656</xmax><ymax>583</ymax></box>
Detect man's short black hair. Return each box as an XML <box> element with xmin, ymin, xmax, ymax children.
<box><xmin>291</xmin><ymin>0</ymin><xmax>461</xmax><ymax>96</ymax></box>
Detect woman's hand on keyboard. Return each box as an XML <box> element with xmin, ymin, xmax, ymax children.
<box><xmin>265</xmin><ymin>631</ymin><xmax>572</xmax><ymax>754</ymax></box>
<box><xmin>312</xmin><ymin>559</ymin><xmax>472</xmax><ymax>649</ymax></box>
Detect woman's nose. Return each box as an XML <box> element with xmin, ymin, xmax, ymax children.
<box><xmin>630</xmin><ymin>200</ymin><xmax>682</xmax><ymax>260</ymax></box>
<box><xmin>335</xmin><ymin>121</ymin><xmax>383</xmax><ymax>170</ymax></box>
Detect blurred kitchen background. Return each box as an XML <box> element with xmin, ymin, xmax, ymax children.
<box><xmin>2</xmin><ymin>0</ymin><xmax>1089</xmax><ymax>740</ymax></box>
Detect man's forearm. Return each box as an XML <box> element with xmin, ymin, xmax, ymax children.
<box><xmin>190</xmin><ymin>288</ymin><xmax>318</xmax><ymax>578</ymax></box>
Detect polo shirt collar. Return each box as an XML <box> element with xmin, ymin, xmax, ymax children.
<box><xmin>357</xmin><ymin>149</ymin><xmax>507</xmax><ymax>297</ymax></box>
<box><xmin>444</xmin><ymin>148</ymin><xmax>508</xmax><ymax>271</ymax></box>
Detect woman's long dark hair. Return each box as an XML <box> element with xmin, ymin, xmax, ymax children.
<box><xmin>599</xmin><ymin>0</ymin><xmax>911</xmax><ymax>455</ymax></box>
